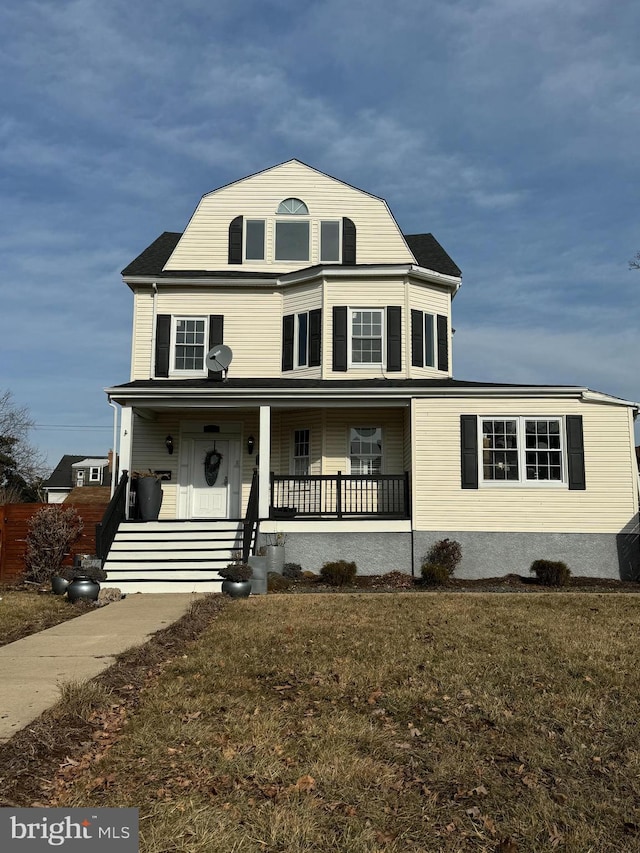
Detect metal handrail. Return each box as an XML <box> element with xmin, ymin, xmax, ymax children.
<box><xmin>95</xmin><ymin>470</ymin><xmax>129</xmax><ymax>562</ymax></box>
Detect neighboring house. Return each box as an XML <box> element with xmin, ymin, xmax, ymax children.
<box><xmin>104</xmin><ymin>159</ymin><xmax>639</xmax><ymax>592</ymax></box>
<box><xmin>43</xmin><ymin>454</ymin><xmax>113</xmax><ymax>503</ymax></box>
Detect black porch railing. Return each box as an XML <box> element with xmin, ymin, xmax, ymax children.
<box><xmin>270</xmin><ymin>472</ymin><xmax>410</xmax><ymax>519</ymax></box>
<box><xmin>242</xmin><ymin>469</ymin><xmax>259</xmax><ymax>563</ymax></box>
<box><xmin>95</xmin><ymin>470</ymin><xmax>129</xmax><ymax>562</ymax></box>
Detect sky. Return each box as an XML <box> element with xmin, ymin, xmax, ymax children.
<box><xmin>1</xmin><ymin>0</ymin><xmax>639</xmax><ymax>470</ymax></box>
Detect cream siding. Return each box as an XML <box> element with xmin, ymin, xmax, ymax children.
<box><xmin>323</xmin><ymin>276</ymin><xmax>409</xmax><ymax>378</ymax></box>
<box><xmin>281</xmin><ymin>282</ymin><xmax>323</xmax><ymax>379</ymax></box>
<box><xmin>131</xmin><ymin>413</ymin><xmax>180</xmax><ymax>519</ymax></box>
<box><xmin>323</xmin><ymin>408</ymin><xmax>405</xmax><ymax>474</ymax></box>
<box><xmin>406</xmin><ymin>281</ymin><xmax>452</xmax><ymax>379</ymax></box>
<box><xmin>164</xmin><ymin>161</ymin><xmax>415</xmax><ymax>272</ymax></box>
<box><xmin>272</xmin><ymin>409</ymin><xmax>324</xmax><ymax>475</ymax></box>
<box><xmin>413</xmin><ymin>396</ymin><xmax>639</xmax><ymax>533</ymax></box>
<box><xmin>131</xmin><ymin>289</ymin><xmax>154</xmax><ymax>381</ymax></box>
<box><xmin>130</xmin><ymin>286</ymin><xmax>282</xmax><ymax>380</ymax></box>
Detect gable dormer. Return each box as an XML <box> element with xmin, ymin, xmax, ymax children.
<box><xmin>162</xmin><ymin>160</ymin><xmax>415</xmax><ymax>273</ymax></box>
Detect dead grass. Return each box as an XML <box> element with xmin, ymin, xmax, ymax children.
<box><xmin>45</xmin><ymin>594</ymin><xmax>640</xmax><ymax>852</ymax></box>
<box><xmin>0</xmin><ymin>589</ymin><xmax>91</xmax><ymax>646</ymax></box>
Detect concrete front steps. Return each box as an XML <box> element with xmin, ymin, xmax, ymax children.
<box><xmin>103</xmin><ymin>520</ymin><xmax>245</xmax><ymax>594</ymax></box>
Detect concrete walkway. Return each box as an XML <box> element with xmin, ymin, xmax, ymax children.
<box><xmin>0</xmin><ymin>594</ymin><xmax>200</xmax><ymax>743</ymax></box>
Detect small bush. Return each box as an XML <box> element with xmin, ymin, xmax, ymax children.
<box><xmin>424</xmin><ymin>539</ymin><xmax>462</xmax><ymax>576</ymax></box>
<box><xmin>24</xmin><ymin>506</ymin><xmax>84</xmax><ymax>584</ymax></box>
<box><xmin>218</xmin><ymin>563</ymin><xmax>252</xmax><ymax>582</ymax></box>
<box><xmin>530</xmin><ymin>559</ymin><xmax>571</xmax><ymax>587</ymax></box>
<box><xmin>301</xmin><ymin>571</ymin><xmax>318</xmax><ymax>581</ymax></box>
<box><xmin>319</xmin><ymin>560</ymin><xmax>357</xmax><ymax>587</ymax></box>
<box><xmin>421</xmin><ymin>562</ymin><xmax>451</xmax><ymax>585</ymax></box>
<box><xmin>283</xmin><ymin>562</ymin><xmax>303</xmax><ymax>580</ymax></box>
<box><xmin>267</xmin><ymin>572</ymin><xmax>291</xmax><ymax>592</ymax></box>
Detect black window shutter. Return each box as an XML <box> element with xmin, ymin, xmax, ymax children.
<box><xmin>282</xmin><ymin>315</ymin><xmax>294</xmax><ymax>372</ymax></box>
<box><xmin>208</xmin><ymin>315</ymin><xmax>224</xmax><ymax>380</ymax></box>
<box><xmin>342</xmin><ymin>218</ymin><xmax>356</xmax><ymax>265</ymax></box>
<box><xmin>437</xmin><ymin>314</ymin><xmax>449</xmax><ymax>372</ymax></box>
<box><xmin>333</xmin><ymin>306</ymin><xmax>348</xmax><ymax>372</ymax></box>
<box><xmin>309</xmin><ymin>308</ymin><xmax>322</xmax><ymax>367</ymax></box>
<box><xmin>566</xmin><ymin>415</ymin><xmax>586</xmax><ymax>490</ymax></box>
<box><xmin>155</xmin><ymin>314</ymin><xmax>171</xmax><ymax>378</ymax></box>
<box><xmin>460</xmin><ymin>415</ymin><xmax>479</xmax><ymax>489</ymax></box>
<box><xmin>411</xmin><ymin>309</ymin><xmax>424</xmax><ymax>367</ymax></box>
<box><xmin>228</xmin><ymin>216</ymin><xmax>243</xmax><ymax>264</ymax></box>
<box><xmin>386</xmin><ymin>306</ymin><xmax>402</xmax><ymax>372</ymax></box>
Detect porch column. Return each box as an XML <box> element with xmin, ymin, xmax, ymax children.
<box><xmin>120</xmin><ymin>406</ymin><xmax>133</xmax><ymax>519</ymax></box>
<box><xmin>258</xmin><ymin>405</ymin><xmax>271</xmax><ymax>519</ymax></box>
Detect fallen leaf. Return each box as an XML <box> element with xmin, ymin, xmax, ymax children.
<box><xmin>295</xmin><ymin>774</ymin><xmax>316</xmax><ymax>793</ymax></box>
<box><xmin>368</xmin><ymin>689</ymin><xmax>383</xmax><ymax>705</ymax></box>
<box><xmin>466</xmin><ymin>806</ymin><xmax>481</xmax><ymax>819</ymax></box>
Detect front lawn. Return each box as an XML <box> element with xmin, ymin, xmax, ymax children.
<box><xmin>53</xmin><ymin>594</ymin><xmax>640</xmax><ymax>852</ymax></box>
<box><xmin>0</xmin><ymin>590</ymin><xmax>88</xmax><ymax>647</ymax></box>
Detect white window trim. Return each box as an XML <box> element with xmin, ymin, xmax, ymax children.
<box><xmin>348</xmin><ymin>426</ymin><xmax>384</xmax><ymax>475</ymax></box>
<box><xmin>348</xmin><ymin>307</ymin><xmax>385</xmax><ymax>369</ymax></box>
<box><xmin>274</xmin><ymin>218</ymin><xmax>311</xmax><ymax>262</ymax></box>
<box><xmin>291</xmin><ymin>428</ymin><xmax>311</xmax><ymax>475</ymax></box>
<box><xmin>320</xmin><ymin>219</ymin><xmax>341</xmax><ymax>263</ymax></box>
<box><xmin>479</xmin><ymin>416</ymin><xmax>567</xmax><ymax>487</ymax></box>
<box><xmin>169</xmin><ymin>316</ymin><xmax>209</xmax><ymax>378</ymax></box>
<box><xmin>244</xmin><ymin>219</ymin><xmax>265</xmax><ymax>261</ymax></box>
<box><xmin>89</xmin><ymin>466</ymin><xmax>101</xmax><ymax>483</ymax></box>
<box><xmin>76</xmin><ymin>470</ymin><xmax>84</xmax><ymax>487</ymax></box>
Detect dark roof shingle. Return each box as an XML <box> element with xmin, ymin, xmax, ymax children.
<box><xmin>122</xmin><ymin>231</ymin><xmax>461</xmax><ymax>279</ymax></box>
<box><xmin>404</xmin><ymin>233</ymin><xmax>461</xmax><ymax>277</ymax></box>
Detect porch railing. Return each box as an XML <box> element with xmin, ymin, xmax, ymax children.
<box><xmin>270</xmin><ymin>472</ymin><xmax>410</xmax><ymax>519</ymax></box>
<box><xmin>242</xmin><ymin>469</ymin><xmax>259</xmax><ymax>562</ymax></box>
<box><xmin>95</xmin><ymin>470</ymin><xmax>129</xmax><ymax>562</ymax></box>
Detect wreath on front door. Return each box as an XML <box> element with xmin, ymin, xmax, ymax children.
<box><xmin>204</xmin><ymin>448</ymin><xmax>223</xmax><ymax>486</ymax></box>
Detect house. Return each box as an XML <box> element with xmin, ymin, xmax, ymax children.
<box><xmin>103</xmin><ymin>160</ymin><xmax>639</xmax><ymax>592</ymax></box>
<box><xmin>43</xmin><ymin>453</ymin><xmax>114</xmax><ymax>504</ymax></box>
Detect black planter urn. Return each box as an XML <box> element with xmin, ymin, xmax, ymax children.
<box><xmin>221</xmin><ymin>579</ymin><xmax>252</xmax><ymax>599</ymax></box>
<box><xmin>51</xmin><ymin>576</ymin><xmax>70</xmax><ymax>596</ymax></box>
<box><xmin>136</xmin><ymin>477</ymin><xmax>163</xmax><ymax>520</ymax></box>
<box><xmin>67</xmin><ymin>575</ymin><xmax>100</xmax><ymax>603</ymax></box>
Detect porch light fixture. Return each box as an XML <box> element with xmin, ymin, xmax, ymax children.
<box><xmin>165</xmin><ymin>435</ymin><xmax>174</xmax><ymax>455</ymax></box>
<box><xmin>247</xmin><ymin>434</ymin><xmax>255</xmax><ymax>455</ymax></box>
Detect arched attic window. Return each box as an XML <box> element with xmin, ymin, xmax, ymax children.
<box><xmin>277</xmin><ymin>198</ymin><xmax>309</xmax><ymax>215</ymax></box>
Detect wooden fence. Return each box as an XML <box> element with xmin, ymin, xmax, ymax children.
<box><xmin>0</xmin><ymin>503</ymin><xmax>108</xmax><ymax>585</ymax></box>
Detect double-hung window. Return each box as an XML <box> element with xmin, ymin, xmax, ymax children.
<box><xmin>173</xmin><ymin>317</ymin><xmax>207</xmax><ymax>373</ymax></box>
<box><xmin>424</xmin><ymin>313</ymin><xmax>435</xmax><ymax>367</ymax></box>
<box><xmin>349</xmin><ymin>427</ymin><xmax>383</xmax><ymax>474</ymax></box>
<box><xmin>292</xmin><ymin>429</ymin><xmax>311</xmax><ymax>475</ymax></box>
<box><xmin>481</xmin><ymin>418</ymin><xmax>564</xmax><ymax>484</ymax></box>
<box><xmin>89</xmin><ymin>466</ymin><xmax>101</xmax><ymax>483</ymax></box>
<box><xmin>350</xmin><ymin>309</ymin><xmax>383</xmax><ymax>365</ymax></box>
<box><xmin>275</xmin><ymin>197</ymin><xmax>310</xmax><ymax>262</ymax></box>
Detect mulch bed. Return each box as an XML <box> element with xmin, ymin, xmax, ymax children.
<box><xmin>278</xmin><ymin>573</ymin><xmax>640</xmax><ymax>594</ymax></box>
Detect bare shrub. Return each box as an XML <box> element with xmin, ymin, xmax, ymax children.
<box><xmin>319</xmin><ymin>559</ymin><xmax>357</xmax><ymax>586</ymax></box>
<box><xmin>530</xmin><ymin>559</ymin><xmax>571</xmax><ymax>587</ymax></box>
<box><xmin>423</xmin><ymin>538</ymin><xmax>462</xmax><ymax>578</ymax></box>
<box><xmin>24</xmin><ymin>506</ymin><xmax>84</xmax><ymax>584</ymax></box>
<box><xmin>421</xmin><ymin>562</ymin><xmax>451</xmax><ymax>585</ymax></box>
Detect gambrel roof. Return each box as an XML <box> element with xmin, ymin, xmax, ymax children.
<box><xmin>122</xmin><ymin>231</ymin><xmax>460</xmax><ymax>279</ymax></box>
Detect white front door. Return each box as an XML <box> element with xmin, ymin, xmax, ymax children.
<box><xmin>190</xmin><ymin>439</ymin><xmax>235</xmax><ymax>518</ymax></box>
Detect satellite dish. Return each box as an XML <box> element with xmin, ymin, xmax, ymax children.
<box><xmin>206</xmin><ymin>345</ymin><xmax>233</xmax><ymax>373</ymax></box>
